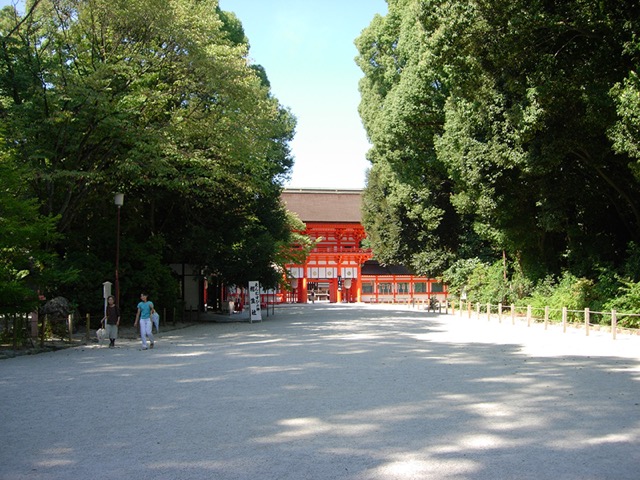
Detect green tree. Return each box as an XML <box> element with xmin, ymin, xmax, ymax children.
<box><xmin>0</xmin><ymin>0</ymin><xmax>296</xmax><ymax>312</ymax></box>
<box><xmin>436</xmin><ymin>0</ymin><xmax>640</xmax><ymax>278</ymax></box>
<box><xmin>356</xmin><ymin>0</ymin><xmax>478</xmax><ymax>277</ymax></box>
<box><xmin>357</xmin><ymin>0</ymin><xmax>640</xmax><ymax>282</ymax></box>
<box><xmin>0</xmin><ymin>149</ymin><xmax>62</xmax><ymax>314</ymax></box>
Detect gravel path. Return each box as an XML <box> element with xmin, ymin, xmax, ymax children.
<box><xmin>1</xmin><ymin>303</ymin><xmax>639</xmax><ymax>480</ymax></box>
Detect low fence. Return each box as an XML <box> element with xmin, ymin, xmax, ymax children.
<box><xmin>1</xmin><ymin>312</ymin><xmax>82</xmax><ymax>350</ymax></box>
<box><xmin>1</xmin><ymin>306</ymin><xmax>182</xmax><ymax>351</ymax></box>
<box><xmin>451</xmin><ymin>301</ymin><xmax>640</xmax><ymax>340</ymax></box>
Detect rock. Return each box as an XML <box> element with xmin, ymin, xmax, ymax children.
<box><xmin>41</xmin><ymin>296</ymin><xmax>71</xmax><ymax>322</ymax></box>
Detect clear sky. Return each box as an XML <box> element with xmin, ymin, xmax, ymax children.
<box><xmin>219</xmin><ymin>0</ymin><xmax>388</xmax><ymax>189</ymax></box>
<box><xmin>0</xmin><ymin>0</ymin><xmax>388</xmax><ymax>189</ymax></box>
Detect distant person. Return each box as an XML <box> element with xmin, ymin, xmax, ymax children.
<box><xmin>102</xmin><ymin>295</ymin><xmax>120</xmax><ymax>348</ymax></box>
<box><xmin>429</xmin><ymin>297</ymin><xmax>437</xmax><ymax>312</ymax></box>
<box><xmin>134</xmin><ymin>292</ymin><xmax>155</xmax><ymax>350</ymax></box>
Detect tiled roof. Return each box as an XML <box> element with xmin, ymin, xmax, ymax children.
<box><xmin>361</xmin><ymin>260</ymin><xmax>415</xmax><ymax>276</ymax></box>
<box><xmin>281</xmin><ymin>188</ymin><xmax>363</xmax><ymax>223</ymax></box>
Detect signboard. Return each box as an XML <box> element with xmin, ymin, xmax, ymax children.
<box><xmin>103</xmin><ymin>281</ymin><xmax>112</xmax><ymax>316</ymax></box>
<box><xmin>249</xmin><ymin>281</ymin><xmax>262</xmax><ymax>322</ymax></box>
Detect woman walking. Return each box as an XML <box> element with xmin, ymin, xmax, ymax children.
<box><xmin>134</xmin><ymin>292</ymin><xmax>155</xmax><ymax>350</ymax></box>
<box><xmin>102</xmin><ymin>295</ymin><xmax>120</xmax><ymax>348</ymax></box>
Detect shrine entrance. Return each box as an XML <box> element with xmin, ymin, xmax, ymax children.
<box><xmin>280</xmin><ymin>189</ymin><xmax>448</xmax><ymax>306</ymax></box>
<box><xmin>299</xmin><ymin>274</ymin><xmax>359</xmax><ymax>304</ymax></box>
<box><xmin>315</xmin><ymin>282</ymin><xmax>330</xmax><ymax>302</ymax></box>
<box><xmin>307</xmin><ymin>281</ymin><xmax>331</xmax><ymax>302</ymax></box>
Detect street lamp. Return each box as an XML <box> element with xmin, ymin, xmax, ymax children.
<box><xmin>114</xmin><ymin>193</ymin><xmax>124</xmax><ymax>306</ymax></box>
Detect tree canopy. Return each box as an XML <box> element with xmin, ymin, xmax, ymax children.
<box><xmin>0</xmin><ymin>0</ymin><xmax>298</xmax><ymax>314</ymax></box>
<box><xmin>356</xmin><ymin>0</ymin><xmax>640</xmax><ymax>282</ymax></box>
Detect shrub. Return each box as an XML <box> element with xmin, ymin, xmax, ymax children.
<box><xmin>603</xmin><ymin>280</ymin><xmax>640</xmax><ymax>328</ymax></box>
<box><xmin>521</xmin><ymin>273</ymin><xmax>594</xmax><ymax>322</ymax></box>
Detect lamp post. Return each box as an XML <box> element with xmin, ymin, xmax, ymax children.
<box><xmin>114</xmin><ymin>193</ymin><xmax>124</xmax><ymax>306</ymax></box>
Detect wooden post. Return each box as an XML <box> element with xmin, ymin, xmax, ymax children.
<box><xmin>40</xmin><ymin>314</ymin><xmax>47</xmax><ymax>348</ymax></box>
<box><xmin>544</xmin><ymin>306</ymin><xmax>549</xmax><ymax>330</ymax></box>
<box><xmin>511</xmin><ymin>304</ymin><xmax>515</xmax><ymax>325</ymax></box>
<box><xmin>12</xmin><ymin>314</ymin><xmax>17</xmax><ymax>350</ymax></box>
<box><xmin>30</xmin><ymin>311</ymin><xmax>38</xmax><ymax>338</ymax></box>
<box><xmin>612</xmin><ymin>309</ymin><xmax>617</xmax><ymax>340</ymax></box>
<box><xmin>25</xmin><ymin>314</ymin><xmax>35</xmax><ymax>348</ymax></box>
<box><xmin>527</xmin><ymin>305</ymin><xmax>532</xmax><ymax>327</ymax></box>
<box><xmin>459</xmin><ymin>300</ymin><xmax>463</xmax><ymax>317</ymax></box>
<box><xmin>487</xmin><ymin>303</ymin><xmax>491</xmax><ymax>321</ymax></box>
<box><xmin>498</xmin><ymin>303</ymin><xmax>503</xmax><ymax>323</ymax></box>
<box><xmin>85</xmin><ymin>313</ymin><xmax>90</xmax><ymax>343</ymax></box>
<box><xmin>562</xmin><ymin>307</ymin><xmax>567</xmax><ymax>333</ymax></box>
<box><xmin>476</xmin><ymin>302</ymin><xmax>480</xmax><ymax>320</ymax></box>
<box><xmin>584</xmin><ymin>308</ymin><xmax>590</xmax><ymax>336</ymax></box>
<box><xmin>468</xmin><ymin>302</ymin><xmax>472</xmax><ymax>319</ymax></box>
<box><xmin>68</xmin><ymin>314</ymin><xmax>73</xmax><ymax>343</ymax></box>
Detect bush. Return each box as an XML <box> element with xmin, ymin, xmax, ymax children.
<box><xmin>520</xmin><ymin>273</ymin><xmax>594</xmax><ymax>322</ymax></box>
<box><xmin>443</xmin><ymin>257</ymin><xmax>533</xmax><ymax>305</ymax></box>
<box><xmin>603</xmin><ymin>280</ymin><xmax>640</xmax><ymax>328</ymax></box>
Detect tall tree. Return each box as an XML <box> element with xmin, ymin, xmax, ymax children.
<box><xmin>356</xmin><ymin>0</ymin><xmax>640</xmax><ymax>280</ymax></box>
<box><xmin>0</xmin><ymin>0</ymin><xmax>296</xmax><ymax>311</ymax></box>
<box><xmin>437</xmin><ymin>0</ymin><xmax>640</xmax><ymax>276</ymax></box>
<box><xmin>356</xmin><ymin>0</ymin><xmax>475</xmax><ymax>276</ymax></box>
<box><xmin>0</xmin><ymin>148</ymin><xmax>61</xmax><ymax>313</ymax></box>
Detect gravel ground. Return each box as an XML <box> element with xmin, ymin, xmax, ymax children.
<box><xmin>1</xmin><ymin>303</ymin><xmax>639</xmax><ymax>480</ymax></box>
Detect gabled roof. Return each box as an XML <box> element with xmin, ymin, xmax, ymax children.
<box><xmin>361</xmin><ymin>260</ymin><xmax>415</xmax><ymax>276</ymax></box>
<box><xmin>281</xmin><ymin>188</ymin><xmax>363</xmax><ymax>223</ymax></box>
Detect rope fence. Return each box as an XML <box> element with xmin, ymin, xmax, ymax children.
<box><xmin>453</xmin><ymin>300</ymin><xmax>640</xmax><ymax>340</ymax></box>
<box><xmin>1</xmin><ymin>306</ymin><xmax>180</xmax><ymax>353</ymax></box>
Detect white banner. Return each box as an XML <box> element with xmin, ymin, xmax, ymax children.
<box><xmin>248</xmin><ymin>281</ymin><xmax>262</xmax><ymax>322</ymax></box>
<box><xmin>341</xmin><ymin>267</ymin><xmax>358</xmax><ymax>279</ymax></box>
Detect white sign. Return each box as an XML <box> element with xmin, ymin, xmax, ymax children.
<box><xmin>102</xmin><ymin>281</ymin><xmax>112</xmax><ymax>316</ymax></box>
<box><xmin>248</xmin><ymin>281</ymin><xmax>262</xmax><ymax>322</ymax></box>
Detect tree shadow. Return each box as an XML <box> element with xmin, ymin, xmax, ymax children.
<box><xmin>1</xmin><ymin>304</ymin><xmax>639</xmax><ymax>479</ymax></box>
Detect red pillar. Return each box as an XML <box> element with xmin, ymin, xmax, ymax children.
<box><xmin>298</xmin><ymin>277</ymin><xmax>308</xmax><ymax>304</ymax></box>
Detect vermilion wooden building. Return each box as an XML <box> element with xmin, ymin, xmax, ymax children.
<box><xmin>281</xmin><ymin>189</ymin><xmax>448</xmax><ymax>305</ymax></box>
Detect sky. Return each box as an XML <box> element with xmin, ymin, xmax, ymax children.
<box><xmin>0</xmin><ymin>0</ymin><xmax>388</xmax><ymax>189</ymax></box>
<box><xmin>218</xmin><ymin>0</ymin><xmax>388</xmax><ymax>189</ymax></box>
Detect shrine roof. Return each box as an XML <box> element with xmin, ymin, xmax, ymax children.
<box><xmin>281</xmin><ymin>188</ymin><xmax>363</xmax><ymax>223</ymax></box>
<box><xmin>361</xmin><ymin>260</ymin><xmax>415</xmax><ymax>276</ymax></box>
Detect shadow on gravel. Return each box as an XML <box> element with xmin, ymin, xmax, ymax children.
<box><xmin>1</xmin><ymin>303</ymin><xmax>639</xmax><ymax>480</ymax></box>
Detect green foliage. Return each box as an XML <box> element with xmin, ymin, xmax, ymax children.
<box><xmin>356</xmin><ymin>0</ymin><xmax>640</xmax><ymax>284</ymax></box>
<box><xmin>442</xmin><ymin>256</ymin><xmax>534</xmax><ymax>306</ymax></box>
<box><xmin>604</xmin><ymin>281</ymin><xmax>640</xmax><ymax>328</ymax></box>
<box><xmin>464</xmin><ymin>261</ymin><xmax>509</xmax><ymax>305</ymax></box>
<box><xmin>441</xmin><ymin>257</ymin><xmax>484</xmax><ymax>299</ymax></box>
<box><xmin>0</xmin><ymin>0</ymin><xmax>296</xmax><ymax>313</ymax></box>
<box><xmin>272</xmin><ymin>210</ymin><xmax>318</xmax><ymax>290</ymax></box>
<box><xmin>598</xmin><ymin>242</ymin><xmax>640</xmax><ymax>327</ymax></box>
<box><xmin>520</xmin><ymin>273</ymin><xmax>595</xmax><ymax>322</ymax></box>
<box><xmin>117</xmin><ymin>235</ymin><xmax>181</xmax><ymax>320</ymax></box>
<box><xmin>443</xmin><ymin>244</ymin><xmax>640</xmax><ymax>327</ymax></box>
<box><xmin>357</xmin><ymin>1</ymin><xmax>472</xmax><ymax>276</ymax></box>
<box><xmin>0</xmin><ymin>149</ymin><xmax>64</xmax><ymax>314</ymax></box>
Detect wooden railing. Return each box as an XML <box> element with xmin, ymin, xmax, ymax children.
<box><xmin>452</xmin><ymin>301</ymin><xmax>640</xmax><ymax>340</ymax></box>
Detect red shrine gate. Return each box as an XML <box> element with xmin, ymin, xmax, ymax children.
<box><xmin>281</xmin><ymin>189</ymin><xmax>448</xmax><ymax>305</ymax></box>
<box><xmin>287</xmin><ymin>222</ymin><xmax>371</xmax><ymax>303</ymax></box>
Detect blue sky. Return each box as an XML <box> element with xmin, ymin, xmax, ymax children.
<box><xmin>219</xmin><ymin>0</ymin><xmax>388</xmax><ymax>189</ymax></box>
<box><xmin>1</xmin><ymin>0</ymin><xmax>388</xmax><ymax>189</ymax></box>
